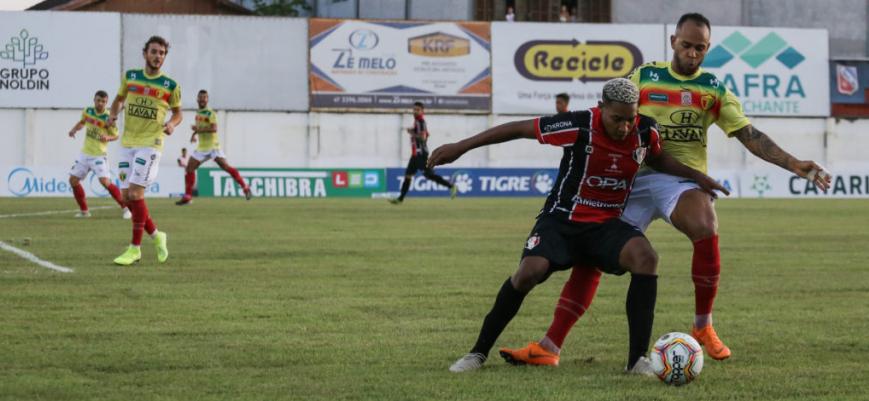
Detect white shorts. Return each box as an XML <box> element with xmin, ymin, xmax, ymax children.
<box><xmin>69</xmin><ymin>153</ymin><xmax>111</xmax><ymax>180</ymax></box>
<box><xmin>621</xmin><ymin>171</ymin><xmax>705</xmax><ymax>232</ymax></box>
<box><xmin>191</xmin><ymin>148</ymin><xmax>226</xmax><ymax>163</ymax></box>
<box><xmin>117</xmin><ymin>147</ymin><xmax>162</xmax><ymax>189</ymax></box>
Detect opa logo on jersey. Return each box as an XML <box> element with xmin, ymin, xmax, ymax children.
<box><xmin>584</xmin><ymin>176</ymin><xmax>628</xmax><ymax>190</ymax></box>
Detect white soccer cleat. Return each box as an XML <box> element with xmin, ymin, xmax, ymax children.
<box><xmin>449</xmin><ymin>353</ymin><xmax>486</xmax><ymax>373</ymax></box>
<box><xmin>122</xmin><ymin>207</ymin><xmax>132</xmax><ymax>219</ymax></box>
<box><xmin>625</xmin><ymin>356</ymin><xmax>656</xmax><ymax>377</ymax></box>
<box><xmin>74</xmin><ymin>211</ymin><xmax>91</xmax><ymax>218</ymax></box>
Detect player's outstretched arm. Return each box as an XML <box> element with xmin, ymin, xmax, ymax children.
<box><xmin>646</xmin><ymin>151</ymin><xmax>730</xmax><ymax>197</ymax></box>
<box><xmin>732</xmin><ymin>124</ymin><xmax>831</xmax><ymax>190</ymax></box>
<box><xmin>108</xmin><ymin>96</ymin><xmax>125</xmax><ymax>127</ymax></box>
<box><xmin>164</xmin><ymin>107</ymin><xmax>183</xmax><ymax>135</ymax></box>
<box><xmin>68</xmin><ymin>121</ymin><xmax>85</xmax><ymax>137</ymax></box>
<box><xmin>428</xmin><ymin>119</ymin><xmax>536</xmax><ymax>168</ymax></box>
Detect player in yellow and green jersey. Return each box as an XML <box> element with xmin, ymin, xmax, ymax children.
<box><xmin>107</xmin><ymin>36</ymin><xmax>182</xmax><ymax>266</ymax></box>
<box><xmin>500</xmin><ymin>13</ymin><xmax>833</xmax><ymax>369</ymax></box>
<box><xmin>176</xmin><ymin>89</ymin><xmax>250</xmax><ymax>206</ymax></box>
<box><xmin>67</xmin><ymin>90</ymin><xmax>128</xmax><ymax>218</ymax></box>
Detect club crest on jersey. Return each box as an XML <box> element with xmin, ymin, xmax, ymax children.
<box><xmin>633</xmin><ymin>146</ymin><xmax>647</xmax><ymax>164</ymax></box>
<box><xmin>681</xmin><ymin>91</ymin><xmax>693</xmax><ymax>106</ymax></box>
<box><xmin>701</xmin><ymin>94</ymin><xmax>716</xmax><ymax>111</ymax></box>
<box><xmin>526</xmin><ymin>234</ymin><xmax>540</xmax><ymax>250</ymax></box>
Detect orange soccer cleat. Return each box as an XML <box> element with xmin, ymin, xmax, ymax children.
<box><xmin>692</xmin><ymin>325</ymin><xmax>731</xmax><ymax>360</ymax></box>
<box><xmin>499</xmin><ymin>342</ymin><xmax>560</xmax><ymax>366</ymax></box>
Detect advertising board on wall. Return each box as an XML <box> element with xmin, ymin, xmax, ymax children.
<box><xmin>384</xmin><ymin>168</ymin><xmax>559</xmax><ymax>197</ymax></box>
<box><xmin>0</xmin><ymin>12</ymin><xmax>121</xmax><ymax>108</ymax></box>
<box><xmin>670</xmin><ymin>25</ymin><xmax>830</xmax><ymax>117</ymax></box>
<box><xmin>492</xmin><ymin>22</ymin><xmax>664</xmax><ymax>115</ymax></box>
<box><xmin>197</xmin><ymin>168</ymin><xmax>385</xmax><ymax>198</ymax></box>
<box><xmin>310</xmin><ymin>19</ymin><xmax>491</xmax><ymax>112</ymax></box>
<box><xmin>1</xmin><ymin>165</ymin><xmax>182</xmax><ymax>198</ymax></box>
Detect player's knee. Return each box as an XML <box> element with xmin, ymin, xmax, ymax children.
<box><xmin>68</xmin><ymin>176</ymin><xmax>79</xmax><ymax>186</ymax></box>
<box><xmin>513</xmin><ymin>260</ymin><xmax>549</xmax><ymax>292</ymax></box>
<box><xmin>99</xmin><ymin>178</ymin><xmax>111</xmax><ymax>188</ymax></box>
<box><xmin>622</xmin><ymin>242</ymin><xmax>658</xmax><ymax>275</ymax></box>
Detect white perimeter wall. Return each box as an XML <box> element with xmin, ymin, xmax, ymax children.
<box><xmin>1</xmin><ymin>110</ymin><xmax>867</xmax><ymax>173</ymax></box>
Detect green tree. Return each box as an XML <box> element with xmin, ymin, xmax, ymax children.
<box><xmin>252</xmin><ymin>0</ymin><xmax>312</xmax><ymax>16</ymax></box>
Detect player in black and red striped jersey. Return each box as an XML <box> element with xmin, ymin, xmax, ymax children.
<box><xmin>434</xmin><ymin>78</ymin><xmax>729</xmax><ymax>374</ymax></box>
<box><xmin>390</xmin><ymin>102</ymin><xmax>456</xmax><ymax>204</ymax></box>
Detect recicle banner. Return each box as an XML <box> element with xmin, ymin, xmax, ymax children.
<box><xmin>309</xmin><ymin>19</ymin><xmax>491</xmax><ymax>112</ymax></box>
<box><xmin>197</xmin><ymin>168</ymin><xmax>386</xmax><ymax>198</ymax></box>
<box><xmin>491</xmin><ymin>22</ymin><xmax>664</xmax><ymax>115</ymax></box>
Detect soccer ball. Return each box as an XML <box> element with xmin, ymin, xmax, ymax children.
<box><xmin>650</xmin><ymin>332</ymin><xmax>704</xmax><ymax>386</ymax></box>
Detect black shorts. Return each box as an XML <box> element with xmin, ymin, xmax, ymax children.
<box><xmin>521</xmin><ymin>215</ymin><xmax>645</xmax><ymax>276</ymax></box>
<box><xmin>404</xmin><ymin>154</ymin><xmax>429</xmax><ymax>176</ymax></box>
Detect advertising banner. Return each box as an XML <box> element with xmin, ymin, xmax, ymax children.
<box><xmin>492</xmin><ymin>22</ymin><xmax>664</xmax><ymax>114</ymax></box>
<box><xmin>1</xmin><ymin>165</ymin><xmax>182</xmax><ymax>197</ymax></box>
<box><xmin>0</xmin><ymin>12</ymin><xmax>121</xmax><ymax>108</ymax></box>
<box><xmin>738</xmin><ymin>169</ymin><xmax>869</xmax><ymax>198</ymax></box>
<box><xmin>384</xmin><ymin>168</ymin><xmax>559</xmax><ymax>197</ymax></box>
<box><xmin>122</xmin><ymin>15</ymin><xmax>309</xmax><ymax>111</ymax></box>
<box><xmin>309</xmin><ymin>19</ymin><xmax>491</xmax><ymax>112</ymax></box>
<box><xmin>197</xmin><ymin>168</ymin><xmax>385</xmax><ymax>198</ymax></box>
<box><xmin>668</xmin><ymin>25</ymin><xmax>830</xmax><ymax>116</ymax></box>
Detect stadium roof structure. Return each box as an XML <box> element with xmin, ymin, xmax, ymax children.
<box><xmin>27</xmin><ymin>0</ymin><xmax>253</xmax><ymax>15</ymax></box>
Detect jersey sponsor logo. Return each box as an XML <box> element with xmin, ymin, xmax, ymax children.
<box><xmin>680</xmin><ymin>90</ymin><xmax>692</xmax><ymax>105</ymax></box>
<box><xmin>571</xmin><ymin>195</ymin><xmax>624</xmax><ymax>208</ymax></box>
<box><xmin>605</xmin><ymin>154</ymin><xmax>622</xmax><ymax>173</ymax></box>
<box><xmin>648</xmin><ymin>93</ymin><xmax>668</xmax><ymax>102</ymax></box>
<box><xmin>514</xmin><ymin>40</ymin><xmax>642</xmax><ymax>82</ymax></box>
<box><xmin>583</xmin><ymin>175</ymin><xmax>628</xmax><ymax>190</ymax></box>
<box><xmin>128</xmin><ymin>97</ymin><xmax>158</xmax><ymax>120</ymax></box>
<box><xmin>659</xmin><ymin>126</ymin><xmax>705</xmax><ymax>144</ymax></box>
<box><xmin>408</xmin><ymin>32</ymin><xmax>469</xmax><ymax>57</ymax></box>
<box><xmin>525</xmin><ymin>233</ymin><xmax>540</xmax><ymax>250</ymax></box>
<box><xmin>669</xmin><ymin>110</ymin><xmax>700</xmax><ymax>125</ymax></box>
<box><xmin>134</xmin><ymin>157</ymin><xmax>146</xmax><ymax>166</ymax></box>
<box><xmin>542</xmin><ymin>120</ymin><xmax>573</xmax><ymax>132</ymax></box>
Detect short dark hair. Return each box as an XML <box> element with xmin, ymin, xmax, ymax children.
<box><xmin>676</xmin><ymin>13</ymin><xmax>711</xmax><ymax>31</ymax></box>
<box><xmin>94</xmin><ymin>90</ymin><xmax>108</xmax><ymax>98</ymax></box>
<box><xmin>413</xmin><ymin>101</ymin><xmax>424</xmax><ymax>109</ymax></box>
<box><xmin>198</xmin><ymin>89</ymin><xmax>208</xmax><ymax>95</ymax></box>
<box><xmin>143</xmin><ymin>36</ymin><xmax>169</xmax><ymax>53</ymax></box>
<box><xmin>555</xmin><ymin>93</ymin><xmax>570</xmax><ymax>102</ymax></box>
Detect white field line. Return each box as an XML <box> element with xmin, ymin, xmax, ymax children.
<box><xmin>0</xmin><ymin>205</ymin><xmax>114</xmax><ymax>219</ymax></box>
<box><xmin>0</xmin><ymin>241</ymin><xmax>74</xmax><ymax>273</ymax></box>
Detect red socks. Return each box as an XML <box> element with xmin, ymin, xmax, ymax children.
<box><xmin>184</xmin><ymin>171</ymin><xmax>196</xmax><ymax>197</ymax></box>
<box><xmin>106</xmin><ymin>184</ymin><xmax>125</xmax><ymax>208</ymax></box>
<box><xmin>127</xmin><ymin>199</ymin><xmax>153</xmax><ymax>246</ymax></box>
<box><xmin>545</xmin><ymin>267</ymin><xmax>602</xmax><ymax>349</ymax></box>
<box><xmin>692</xmin><ymin>235</ymin><xmax>721</xmax><ymax>317</ymax></box>
<box><xmin>72</xmin><ymin>183</ymin><xmax>88</xmax><ymax>212</ymax></box>
<box><xmin>225</xmin><ymin>166</ymin><xmax>247</xmax><ymax>189</ymax></box>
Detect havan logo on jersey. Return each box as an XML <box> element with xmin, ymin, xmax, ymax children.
<box><xmin>128</xmin><ymin>97</ymin><xmax>157</xmax><ymax>120</ymax></box>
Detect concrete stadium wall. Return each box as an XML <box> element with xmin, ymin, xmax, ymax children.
<box><xmin>2</xmin><ymin>109</ymin><xmax>867</xmax><ymax>173</ymax></box>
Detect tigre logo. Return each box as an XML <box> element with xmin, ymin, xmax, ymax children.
<box><xmin>514</xmin><ymin>40</ymin><xmax>642</xmax><ymax>82</ymax></box>
<box><xmin>408</xmin><ymin>32</ymin><xmax>469</xmax><ymax>57</ymax></box>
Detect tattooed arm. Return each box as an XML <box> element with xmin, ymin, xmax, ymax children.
<box><xmin>731</xmin><ymin>124</ymin><xmax>831</xmax><ymax>190</ymax></box>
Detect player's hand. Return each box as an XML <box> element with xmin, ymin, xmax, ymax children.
<box><xmin>790</xmin><ymin>160</ymin><xmax>831</xmax><ymax>191</ymax></box>
<box><xmin>68</xmin><ymin>130</ymin><xmax>76</xmax><ymax>138</ymax></box>
<box><xmin>99</xmin><ymin>135</ymin><xmax>109</xmax><ymax>143</ymax></box>
<box><xmin>190</xmin><ymin>124</ymin><xmax>197</xmax><ymax>131</ymax></box>
<box><xmin>695</xmin><ymin>174</ymin><xmax>730</xmax><ymax>198</ymax></box>
<box><xmin>163</xmin><ymin>123</ymin><xmax>175</xmax><ymax>135</ymax></box>
<box><xmin>428</xmin><ymin>143</ymin><xmax>465</xmax><ymax>168</ymax></box>
<box><xmin>107</xmin><ymin>116</ymin><xmax>117</xmax><ymax>128</ymax></box>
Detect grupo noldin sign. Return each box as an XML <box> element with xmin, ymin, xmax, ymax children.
<box><xmin>309</xmin><ymin>19</ymin><xmax>491</xmax><ymax>112</ymax></box>
<box><xmin>492</xmin><ymin>22</ymin><xmax>664</xmax><ymax>114</ymax></box>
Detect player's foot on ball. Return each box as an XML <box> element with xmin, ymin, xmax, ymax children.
<box><xmin>499</xmin><ymin>342</ymin><xmax>559</xmax><ymax>366</ymax></box>
<box><xmin>449</xmin><ymin>353</ymin><xmax>486</xmax><ymax>373</ymax></box>
<box><xmin>154</xmin><ymin>231</ymin><xmax>169</xmax><ymax>263</ymax></box>
<box><xmin>244</xmin><ymin>186</ymin><xmax>252</xmax><ymax>201</ymax></box>
<box><xmin>122</xmin><ymin>207</ymin><xmax>132</xmax><ymax>219</ymax></box>
<box><xmin>175</xmin><ymin>196</ymin><xmax>192</xmax><ymax>206</ymax></box>
<box><xmin>113</xmin><ymin>245</ymin><xmax>141</xmax><ymax>266</ymax></box>
<box><xmin>692</xmin><ymin>324</ymin><xmax>731</xmax><ymax>360</ymax></box>
<box><xmin>388</xmin><ymin>198</ymin><xmax>402</xmax><ymax>205</ymax></box>
<box><xmin>74</xmin><ymin>210</ymin><xmax>91</xmax><ymax>218</ymax></box>
<box><xmin>625</xmin><ymin>356</ymin><xmax>656</xmax><ymax>377</ymax></box>
<box><xmin>450</xmin><ymin>185</ymin><xmax>458</xmax><ymax>199</ymax></box>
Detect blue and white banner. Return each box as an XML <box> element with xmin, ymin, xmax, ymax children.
<box><xmin>385</xmin><ymin>168</ymin><xmax>559</xmax><ymax>197</ymax></box>
<box><xmin>1</xmin><ymin>165</ymin><xmax>182</xmax><ymax>197</ymax></box>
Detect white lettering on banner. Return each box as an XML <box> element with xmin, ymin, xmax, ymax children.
<box><xmin>210</xmin><ymin>170</ymin><xmax>329</xmax><ymax>198</ymax></box>
<box><xmin>4</xmin><ymin>166</ymin><xmax>162</xmax><ymax>197</ymax></box>
<box><xmin>479</xmin><ymin>176</ymin><xmax>531</xmax><ymax>192</ymax></box>
<box><xmin>789</xmin><ymin>175</ymin><xmax>869</xmax><ymax>196</ymax></box>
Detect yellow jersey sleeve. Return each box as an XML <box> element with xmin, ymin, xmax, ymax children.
<box><xmin>168</xmin><ymin>84</ymin><xmax>182</xmax><ymax>109</ymax></box>
<box><xmin>629</xmin><ymin>65</ymin><xmax>643</xmax><ymax>88</ymax></box>
<box><xmin>117</xmin><ymin>74</ymin><xmax>128</xmax><ymax>98</ymax></box>
<box><xmin>80</xmin><ymin>108</ymin><xmax>88</xmax><ymax>123</ymax></box>
<box><xmin>716</xmin><ymin>87</ymin><xmax>751</xmax><ymax>137</ymax></box>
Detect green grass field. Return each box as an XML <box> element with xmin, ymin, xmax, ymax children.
<box><xmin>1</xmin><ymin>197</ymin><xmax>867</xmax><ymax>401</ymax></box>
